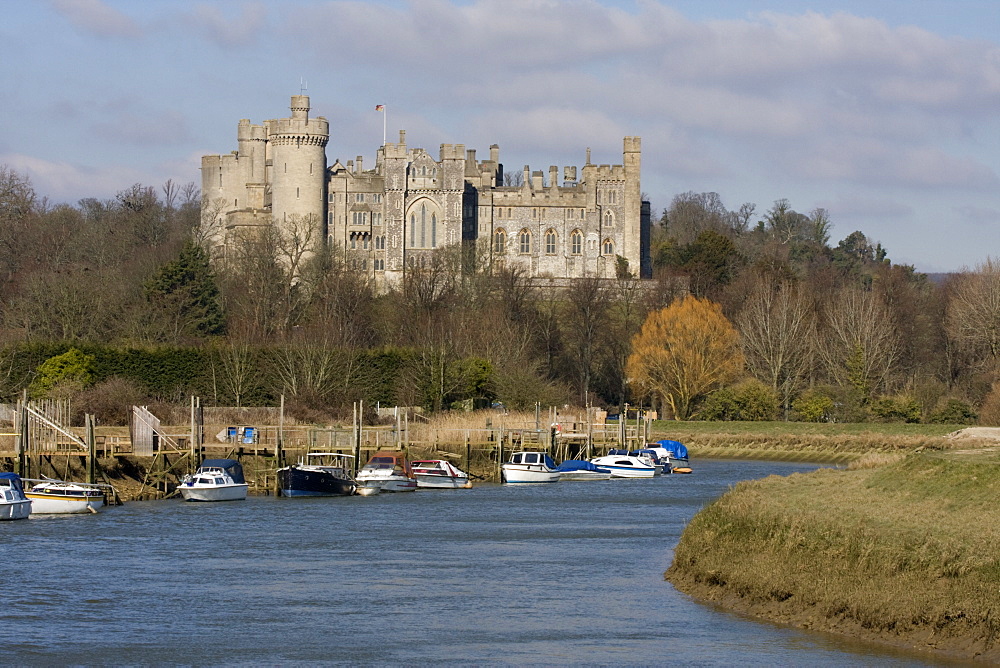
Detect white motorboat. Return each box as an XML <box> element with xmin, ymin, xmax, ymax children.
<box><xmin>178</xmin><ymin>458</ymin><xmax>249</xmax><ymax>502</ymax></box>
<box><xmin>501</xmin><ymin>451</ymin><xmax>560</xmax><ymax>483</ymax></box>
<box><xmin>589</xmin><ymin>453</ymin><xmax>658</xmax><ymax>478</ymax></box>
<box><xmin>410</xmin><ymin>459</ymin><xmax>472</xmax><ymax>489</ymax></box>
<box><xmin>0</xmin><ymin>472</ymin><xmax>31</xmax><ymax>520</ymax></box>
<box><xmin>355</xmin><ymin>451</ymin><xmax>417</xmax><ymax>493</ymax></box>
<box><xmin>555</xmin><ymin>459</ymin><xmax>612</xmax><ymax>481</ymax></box>
<box><xmin>25</xmin><ymin>478</ymin><xmax>106</xmax><ymax>514</ymax></box>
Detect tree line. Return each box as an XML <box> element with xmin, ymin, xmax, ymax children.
<box><xmin>1</xmin><ymin>166</ymin><xmax>997</xmax><ymax>425</ymax></box>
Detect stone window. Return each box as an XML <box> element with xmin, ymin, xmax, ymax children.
<box><xmin>603</xmin><ymin>238</ymin><xmax>614</xmax><ymax>255</ymax></box>
<box><xmin>604</xmin><ymin>210</ymin><xmax>614</xmax><ymax>227</ymax></box>
<box><xmin>570</xmin><ymin>229</ymin><xmax>583</xmax><ymax>255</ymax></box>
<box><xmin>494</xmin><ymin>228</ymin><xmax>506</xmax><ymax>254</ymax></box>
<box><xmin>545</xmin><ymin>229</ymin><xmax>557</xmax><ymax>255</ymax></box>
<box><xmin>518</xmin><ymin>229</ymin><xmax>531</xmax><ymax>254</ymax></box>
<box><xmin>356</xmin><ymin>193</ymin><xmax>364</xmax><ymax>203</ymax></box>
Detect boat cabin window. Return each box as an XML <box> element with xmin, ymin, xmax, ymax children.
<box><xmin>511</xmin><ymin>453</ymin><xmax>522</xmax><ymax>464</ymax></box>
<box><xmin>525</xmin><ymin>453</ymin><xmax>538</xmax><ymax>464</ymax></box>
<box><xmin>615</xmin><ymin>460</ymin><xmax>632</xmax><ymax>466</ymax></box>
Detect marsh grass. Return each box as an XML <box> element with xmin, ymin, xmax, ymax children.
<box><xmin>667</xmin><ymin>452</ymin><xmax>1000</xmax><ymax>659</ymax></box>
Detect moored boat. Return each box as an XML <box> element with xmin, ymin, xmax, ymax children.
<box><xmin>555</xmin><ymin>459</ymin><xmax>612</xmax><ymax>481</ymax></box>
<box><xmin>277</xmin><ymin>453</ymin><xmax>357</xmax><ymax>497</ymax></box>
<box><xmin>0</xmin><ymin>472</ymin><xmax>31</xmax><ymax>520</ymax></box>
<box><xmin>355</xmin><ymin>451</ymin><xmax>418</xmax><ymax>493</ymax></box>
<box><xmin>501</xmin><ymin>451</ymin><xmax>560</xmax><ymax>483</ymax></box>
<box><xmin>655</xmin><ymin>439</ymin><xmax>690</xmax><ymax>468</ymax></box>
<box><xmin>410</xmin><ymin>459</ymin><xmax>472</xmax><ymax>489</ymax></box>
<box><xmin>24</xmin><ymin>478</ymin><xmax>106</xmax><ymax>514</ymax></box>
<box><xmin>178</xmin><ymin>458</ymin><xmax>249</xmax><ymax>502</ymax></box>
<box><xmin>589</xmin><ymin>453</ymin><xmax>657</xmax><ymax>478</ymax></box>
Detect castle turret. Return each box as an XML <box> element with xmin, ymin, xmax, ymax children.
<box><xmin>622</xmin><ymin>136</ymin><xmax>642</xmax><ymax>274</ymax></box>
<box><xmin>267</xmin><ymin>95</ymin><xmax>329</xmax><ymax>261</ymax></box>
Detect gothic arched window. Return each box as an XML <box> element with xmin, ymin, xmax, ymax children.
<box><xmin>545</xmin><ymin>229</ymin><xmax>557</xmax><ymax>255</ymax></box>
<box><xmin>519</xmin><ymin>229</ymin><xmax>531</xmax><ymax>254</ymax></box>
<box><xmin>494</xmin><ymin>228</ymin><xmax>507</xmax><ymax>254</ymax></box>
<box><xmin>570</xmin><ymin>229</ymin><xmax>583</xmax><ymax>255</ymax></box>
<box><xmin>602</xmin><ymin>238</ymin><xmax>614</xmax><ymax>255</ymax></box>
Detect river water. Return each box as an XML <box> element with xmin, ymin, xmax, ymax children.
<box><xmin>2</xmin><ymin>459</ymin><xmax>947</xmax><ymax>666</ymax></box>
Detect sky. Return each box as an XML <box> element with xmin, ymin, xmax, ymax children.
<box><xmin>2</xmin><ymin>0</ymin><xmax>999</xmax><ymax>273</ymax></box>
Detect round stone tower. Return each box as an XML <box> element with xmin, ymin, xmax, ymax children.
<box><xmin>267</xmin><ymin>95</ymin><xmax>329</xmax><ymax>263</ymax></box>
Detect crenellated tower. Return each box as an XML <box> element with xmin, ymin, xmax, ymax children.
<box><xmin>266</xmin><ymin>95</ymin><xmax>329</xmax><ymax>262</ymax></box>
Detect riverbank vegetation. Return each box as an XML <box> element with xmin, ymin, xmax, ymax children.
<box><xmin>666</xmin><ymin>448</ymin><xmax>1000</xmax><ymax>661</ymax></box>
<box><xmin>2</xmin><ymin>168</ymin><xmax>1000</xmax><ymax>431</ymax></box>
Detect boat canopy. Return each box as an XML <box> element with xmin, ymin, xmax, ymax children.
<box><xmin>199</xmin><ymin>459</ymin><xmax>245</xmax><ymax>484</ymax></box>
<box><xmin>555</xmin><ymin>459</ymin><xmax>609</xmax><ymax>473</ymax></box>
<box><xmin>0</xmin><ymin>472</ymin><xmax>25</xmax><ymax>494</ymax></box>
<box><xmin>656</xmin><ymin>439</ymin><xmax>689</xmax><ymax>460</ymax></box>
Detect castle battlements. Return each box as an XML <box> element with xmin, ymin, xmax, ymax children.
<box><xmin>202</xmin><ymin>95</ymin><xmax>650</xmax><ymax>286</ymax></box>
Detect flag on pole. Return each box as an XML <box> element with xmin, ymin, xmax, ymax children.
<box><xmin>375</xmin><ymin>104</ymin><xmax>384</xmax><ymax>111</ymax></box>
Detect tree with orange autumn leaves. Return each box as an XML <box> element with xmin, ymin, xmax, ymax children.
<box><xmin>626</xmin><ymin>295</ymin><xmax>744</xmax><ymax>419</ymax></box>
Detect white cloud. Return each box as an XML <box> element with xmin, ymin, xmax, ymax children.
<box><xmin>186</xmin><ymin>2</ymin><xmax>268</xmax><ymax>47</ymax></box>
<box><xmin>0</xmin><ymin>153</ymin><xmax>142</xmax><ymax>204</ymax></box>
<box><xmin>49</xmin><ymin>0</ymin><xmax>141</xmax><ymax>38</ymax></box>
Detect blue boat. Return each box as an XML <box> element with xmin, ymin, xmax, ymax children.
<box><xmin>0</xmin><ymin>472</ymin><xmax>31</xmax><ymax>520</ymax></box>
<box><xmin>655</xmin><ymin>439</ymin><xmax>689</xmax><ymax>466</ymax></box>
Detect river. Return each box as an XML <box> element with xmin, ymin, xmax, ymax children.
<box><xmin>2</xmin><ymin>459</ymin><xmax>947</xmax><ymax>666</ymax></box>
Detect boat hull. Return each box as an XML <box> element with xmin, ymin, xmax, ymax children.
<box><xmin>414</xmin><ymin>474</ymin><xmax>470</xmax><ymax>489</ymax></box>
<box><xmin>589</xmin><ymin>456</ymin><xmax>657</xmax><ymax>478</ymax></box>
<box><xmin>355</xmin><ymin>473</ymin><xmax>417</xmax><ymax>492</ymax></box>
<box><xmin>278</xmin><ymin>466</ymin><xmax>356</xmax><ymax>497</ymax></box>
<box><xmin>558</xmin><ymin>470</ymin><xmax>612</xmax><ymax>481</ymax></box>
<box><xmin>27</xmin><ymin>493</ymin><xmax>104</xmax><ymax>514</ymax></box>
<box><xmin>0</xmin><ymin>499</ymin><xmax>31</xmax><ymax>520</ymax></box>
<box><xmin>179</xmin><ymin>484</ymin><xmax>248</xmax><ymax>502</ymax></box>
<box><xmin>501</xmin><ymin>465</ymin><xmax>560</xmax><ymax>483</ymax></box>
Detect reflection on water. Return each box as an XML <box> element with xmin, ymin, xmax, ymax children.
<box><xmin>2</xmin><ymin>460</ymin><xmax>943</xmax><ymax>666</ymax></box>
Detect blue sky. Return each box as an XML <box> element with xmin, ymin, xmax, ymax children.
<box><xmin>2</xmin><ymin>0</ymin><xmax>999</xmax><ymax>273</ymax></box>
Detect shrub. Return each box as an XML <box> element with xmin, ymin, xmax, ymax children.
<box><xmin>29</xmin><ymin>348</ymin><xmax>96</xmax><ymax>399</ymax></box>
<box><xmin>870</xmin><ymin>395</ymin><xmax>922</xmax><ymax>423</ymax></box>
<box><xmin>699</xmin><ymin>387</ymin><xmax>739</xmax><ymax>420</ymax></box>
<box><xmin>977</xmin><ymin>383</ymin><xmax>1000</xmax><ymax>426</ymax></box>
<box><xmin>928</xmin><ymin>398</ymin><xmax>977</xmax><ymax>425</ymax></box>
<box><xmin>76</xmin><ymin>377</ymin><xmax>149</xmax><ymax>426</ymax></box>
<box><xmin>733</xmin><ymin>379</ymin><xmax>779</xmax><ymax>421</ymax></box>
<box><xmin>699</xmin><ymin>380</ymin><xmax>778</xmax><ymax>421</ymax></box>
<box><xmin>792</xmin><ymin>389</ymin><xmax>835</xmax><ymax>422</ymax></box>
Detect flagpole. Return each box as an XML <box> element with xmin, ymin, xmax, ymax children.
<box><xmin>375</xmin><ymin>105</ymin><xmax>386</xmax><ymax>145</ymax></box>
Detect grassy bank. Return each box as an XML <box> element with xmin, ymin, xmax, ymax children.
<box><xmin>650</xmin><ymin>421</ymin><xmax>977</xmax><ymax>464</ymax></box>
<box><xmin>666</xmin><ymin>449</ymin><xmax>1000</xmax><ymax>661</ymax></box>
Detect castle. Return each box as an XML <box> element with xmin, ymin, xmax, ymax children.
<box><xmin>201</xmin><ymin>95</ymin><xmax>651</xmax><ymax>287</ymax></box>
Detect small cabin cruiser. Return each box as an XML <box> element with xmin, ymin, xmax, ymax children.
<box><xmin>555</xmin><ymin>459</ymin><xmax>612</xmax><ymax>481</ymax></box>
<box><xmin>25</xmin><ymin>478</ymin><xmax>106</xmax><ymax>514</ymax></box>
<box><xmin>654</xmin><ymin>439</ymin><xmax>690</xmax><ymax>467</ymax></box>
<box><xmin>410</xmin><ymin>459</ymin><xmax>472</xmax><ymax>489</ymax></box>
<box><xmin>0</xmin><ymin>472</ymin><xmax>31</xmax><ymax>520</ymax></box>
<box><xmin>277</xmin><ymin>453</ymin><xmax>357</xmax><ymax>497</ymax></box>
<box><xmin>178</xmin><ymin>459</ymin><xmax>249</xmax><ymax>502</ymax></box>
<box><xmin>589</xmin><ymin>452</ymin><xmax>657</xmax><ymax>478</ymax></box>
<box><xmin>501</xmin><ymin>451</ymin><xmax>560</xmax><ymax>483</ymax></box>
<box><xmin>355</xmin><ymin>451</ymin><xmax>417</xmax><ymax>493</ymax></box>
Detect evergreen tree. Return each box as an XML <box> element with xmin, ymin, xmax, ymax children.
<box><xmin>145</xmin><ymin>241</ymin><xmax>226</xmax><ymax>340</ymax></box>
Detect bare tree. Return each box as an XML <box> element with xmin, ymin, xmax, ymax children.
<box><xmin>818</xmin><ymin>286</ymin><xmax>901</xmax><ymax>399</ymax></box>
<box><xmin>562</xmin><ymin>277</ymin><xmax>612</xmax><ymax>405</ymax></box>
<box><xmin>737</xmin><ymin>276</ymin><xmax>816</xmax><ymax>415</ymax></box>
<box><xmin>946</xmin><ymin>258</ymin><xmax>1000</xmax><ymax>371</ymax></box>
